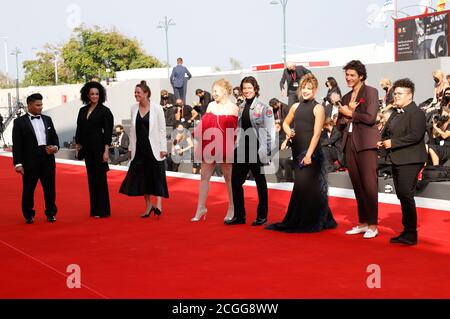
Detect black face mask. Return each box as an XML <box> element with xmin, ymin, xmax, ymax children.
<box><xmin>382</xmin><ymin>86</ymin><xmax>388</xmax><ymax>92</ymax></box>
<box><xmin>434</xmin><ymin>77</ymin><xmax>440</xmax><ymax>84</ymax></box>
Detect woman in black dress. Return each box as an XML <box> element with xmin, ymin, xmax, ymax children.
<box><xmin>267</xmin><ymin>74</ymin><xmax>337</xmax><ymax>233</ymax></box>
<box><xmin>119</xmin><ymin>81</ymin><xmax>169</xmax><ymax>217</ymax></box>
<box><xmin>75</xmin><ymin>81</ymin><xmax>114</xmax><ymax>218</ymax></box>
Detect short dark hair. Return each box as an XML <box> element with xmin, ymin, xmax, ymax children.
<box><xmin>343</xmin><ymin>60</ymin><xmax>367</xmax><ymax>81</ymax></box>
<box><xmin>269</xmin><ymin>98</ymin><xmax>280</xmax><ymax>107</ymax></box>
<box><xmin>27</xmin><ymin>93</ymin><xmax>43</xmax><ymax>105</ymax></box>
<box><xmin>115</xmin><ymin>124</ymin><xmax>124</xmax><ymax>130</ymax></box>
<box><xmin>195</xmin><ymin>89</ymin><xmax>203</xmax><ymax>95</ymax></box>
<box><xmin>80</xmin><ymin>81</ymin><xmax>107</xmax><ymax>105</ymax></box>
<box><xmin>392</xmin><ymin>78</ymin><xmax>415</xmax><ymax>96</ymax></box>
<box><xmin>240</xmin><ymin>76</ymin><xmax>260</xmax><ymax>97</ymax></box>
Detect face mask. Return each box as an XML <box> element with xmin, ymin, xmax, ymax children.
<box><xmin>383</xmin><ymin>86</ymin><xmax>388</xmax><ymax>92</ymax></box>
<box><xmin>434</xmin><ymin>77</ymin><xmax>440</xmax><ymax>84</ymax></box>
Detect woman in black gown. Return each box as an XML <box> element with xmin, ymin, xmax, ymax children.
<box><xmin>119</xmin><ymin>81</ymin><xmax>169</xmax><ymax>217</ymax></box>
<box><xmin>75</xmin><ymin>81</ymin><xmax>114</xmax><ymax>218</ymax></box>
<box><xmin>267</xmin><ymin>73</ymin><xmax>337</xmax><ymax>233</ymax></box>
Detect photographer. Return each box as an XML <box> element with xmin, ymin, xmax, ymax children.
<box><xmin>167</xmin><ymin>122</ymin><xmax>194</xmax><ymax>172</ymax></box>
<box><xmin>109</xmin><ymin>125</ymin><xmax>129</xmax><ymax>165</ymax></box>
<box><xmin>428</xmin><ymin>103</ymin><xmax>450</xmax><ymax>166</ymax></box>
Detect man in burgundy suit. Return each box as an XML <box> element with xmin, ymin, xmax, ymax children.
<box><xmin>337</xmin><ymin>60</ymin><xmax>380</xmax><ymax>239</ymax></box>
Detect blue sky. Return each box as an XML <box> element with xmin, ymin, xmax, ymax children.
<box><xmin>0</xmin><ymin>0</ymin><xmax>435</xmax><ymax>78</ymax></box>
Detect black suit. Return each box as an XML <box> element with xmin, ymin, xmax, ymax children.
<box><xmin>321</xmin><ymin>127</ymin><xmax>344</xmax><ymax>169</ymax></box>
<box><xmin>382</xmin><ymin>102</ymin><xmax>427</xmax><ymax>235</ymax></box>
<box><xmin>12</xmin><ymin>114</ymin><xmax>60</xmax><ymax>220</ymax></box>
<box><xmin>76</xmin><ymin>104</ymin><xmax>114</xmax><ymax>217</ymax></box>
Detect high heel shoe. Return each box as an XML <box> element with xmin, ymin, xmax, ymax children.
<box><xmin>141</xmin><ymin>207</ymin><xmax>163</xmax><ymax>218</ymax></box>
<box><xmin>191</xmin><ymin>208</ymin><xmax>207</xmax><ymax>222</ymax></box>
<box><xmin>141</xmin><ymin>207</ymin><xmax>155</xmax><ymax>218</ymax></box>
<box><xmin>224</xmin><ymin>207</ymin><xmax>234</xmax><ymax>222</ymax></box>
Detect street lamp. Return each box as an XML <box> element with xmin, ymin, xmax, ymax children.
<box><xmin>11</xmin><ymin>47</ymin><xmax>21</xmax><ymax>106</ymax></box>
<box><xmin>157</xmin><ymin>16</ymin><xmax>176</xmax><ymax>78</ymax></box>
<box><xmin>0</xmin><ymin>36</ymin><xmax>8</xmax><ymax>86</ymax></box>
<box><xmin>270</xmin><ymin>0</ymin><xmax>288</xmax><ymax>67</ymax></box>
<box><xmin>54</xmin><ymin>50</ymin><xmax>60</xmax><ymax>85</ymax></box>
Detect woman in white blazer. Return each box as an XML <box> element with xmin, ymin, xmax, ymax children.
<box><xmin>119</xmin><ymin>81</ymin><xmax>169</xmax><ymax>217</ymax></box>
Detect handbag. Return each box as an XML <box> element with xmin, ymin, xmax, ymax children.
<box><xmin>295</xmin><ymin>151</ymin><xmax>314</xmax><ymax>169</ymax></box>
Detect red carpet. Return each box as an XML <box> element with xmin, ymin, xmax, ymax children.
<box><xmin>0</xmin><ymin>155</ymin><xmax>449</xmax><ymax>299</ymax></box>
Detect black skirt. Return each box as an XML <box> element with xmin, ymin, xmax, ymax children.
<box><xmin>119</xmin><ymin>149</ymin><xmax>169</xmax><ymax>198</ymax></box>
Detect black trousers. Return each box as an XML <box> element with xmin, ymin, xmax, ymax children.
<box><xmin>392</xmin><ymin>163</ymin><xmax>424</xmax><ymax>234</ymax></box>
<box><xmin>288</xmin><ymin>91</ymin><xmax>299</xmax><ymax>108</ymax></box>
<box><xmin>84</xmin><ymin>150</ymin><xmax>111</xmax><ymax>217</ymax></box>
<box><xmin>344</xmin><ymin>136</ymin><xmax>379</xmax><ymax>225</ymax></box>
<box><xmin>21</xmin><ymin>148</ymin><xmax>57</xmax><ymax>220</ymax></box>
<box><xmin>232</xmin><ymin>162</ymin><xmax>268</xmax><ymax>220</ymax></box>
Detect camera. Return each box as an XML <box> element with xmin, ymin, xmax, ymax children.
<box><xmin>433</xmin><ymin>114</ymin><xmax>450</xmax><ymax>127</ymax></box>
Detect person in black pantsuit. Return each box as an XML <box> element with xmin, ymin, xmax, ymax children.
<box><xmin>12</xmin><ymin>93</ymin><xmax>60</xmax><ymax>224</ymax></box>
<box><xmin>379</xmin><ymin>78</ymin><xmax>427</xmax><ymax>245</ymax></box>
<box><xmin>75</xmin><ymin>82</ymin><xmax>114</xmax><ymax>218</ymax></box>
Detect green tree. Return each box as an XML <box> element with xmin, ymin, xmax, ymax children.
<box><xmin>22</xmin><ymin>26</ymin><xmax>162</xmax><ymax>86</ymax></box>
<box><xmin>62</xmin><ymin>25</ymin><xmax>162</xmax><ymax>82</ymax></box>
<box><xmin>23</xmin><ymin>44</ymin><xmax>72</xmax><ymax>86</ymax></box>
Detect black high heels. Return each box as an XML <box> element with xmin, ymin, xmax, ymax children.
<box><xmin>141</xmin><ymin>207</ymin><xmax>162</xmax><ymax>218</ymax></box>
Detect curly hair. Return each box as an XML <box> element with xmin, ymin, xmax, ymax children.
<box><xmin>80</xmin><ymin>81</ymin><xmax>107</xmax><ymax>105</ymax></box>
<box><xmin>392</xmin><ymin>78</ymin><xmax>415</xmax><ymax>96</ymax></box>
<box><xmin>300</xmin><ymin>73</ymin><xmax>319</xmax><ymax>90</ymax></box>
<box><xmin>343</xmin><ymin>60</ymin><xmax>367</xmax><ymax>81</ymax></box>
<box><xmin>212</xmin><ymin>78</ymin><xmax>233</xmax><ymax>95</ymax></box>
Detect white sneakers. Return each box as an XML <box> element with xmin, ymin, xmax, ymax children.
<box><xmin>363</xmin><ymin>228</ymin><xmax>378</xmax><ymax>239</ymax></box>
<box><xmin>345</xmin><ymin>226</ymin><xmax>368</xmax><ymax>235</ymax></box>
<box><xmin>345</xmin><ymin>226</ymin><xmax>378</xmax><ymax>239</ymax></box>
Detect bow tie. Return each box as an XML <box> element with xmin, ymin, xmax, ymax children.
<box><xmin>394</xmin><ymin>108</ymin><xmax>405</xmax><ymax>114</ymax></box>
<box><xmin>30</xmin><ymin>115</ymin><xmax>41</xmax><ymax>120</ymax></box>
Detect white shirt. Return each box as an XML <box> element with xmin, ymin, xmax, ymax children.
<box><xmin>331</xmin><ymin>105</ymin><xmax>339</xmax><ymax>120</ymax></box>
<box><xmin>28</xmin><ymin>113</ymin><xmax>47</xmax><ymax>146</ymax></box>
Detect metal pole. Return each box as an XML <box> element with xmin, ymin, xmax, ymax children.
<box><xmin>15</xmin><ymin>50</ymin><xmax>19</xmax><ymax>103</ymax></box>
<box><xmin>282</xmin><ymin>0</ymin><xmax>287</xmax><ymax>67</ymax></box>
<box><xmin>54</xmin><ymin>52</ymin><xmax>59</xmax><ymax>85</ymax></box>
<box><xmin>11</xmin><ymin>48</ymin><xmax>21</xmax><ymax>105</ymax></box>
<box><xmin>3</xmin><ymin>40</ymin><xmax>8</xmax><ymax>86</ymax></box>
<box><xmin>165</xmin><ymin>16</ymin><xmax>170</xmax><ymax>79</ymax></box>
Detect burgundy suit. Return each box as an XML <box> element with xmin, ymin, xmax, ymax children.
<box><xmin>337</xmin><ymin>84</ymin><xmax>380</xmax><ymax>225</ymax></box>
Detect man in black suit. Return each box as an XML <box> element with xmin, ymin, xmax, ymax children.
<box><xmin>279</xmin><ymin>62</ymin><xmax>311</xmax><ymax>107</ymax></box>
<box><xmin>321</xmin><ymin>118</ymin><xmax>344</xmax><ymax>172</ymax></box>
<box><xmin>109</xmin><ymin>125</ymin><xmax>130</xmax><ymax>165</ymax></box>
<box><xmin>12</xmin><ymin>93</ymin><xmax>60</xmax><ymax>224</ymax></box>
<box><xmin>379</xmin><ymin>78</ymin><xmax>427</xmax><ymax>245</ymax></box>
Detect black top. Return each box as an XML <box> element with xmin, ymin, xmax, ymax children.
<box><xmin>135</xmin><ymin>111</ymin><xmax>152</xmax><ymax>159</ymax></box>
<box><xmin>238</xmin><ymin>98</ymin><xmax>258</xmax><ymax>163</ymax></box>
<box><xmin>292</xmin><ymin>99</ymin><xmax>318</xmax><ymax>158</ymax></box>
<box><xmin>75</xmin><ymin>104</ymin><xmax>114</xmax><ymax>152</ymax></box>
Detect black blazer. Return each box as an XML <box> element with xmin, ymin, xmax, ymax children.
<box><xmin>12</xmin><ymin>114</ymin><xmax>60</xmax><ymax>169</ymax></box>
<box><xmin>321</xmin><ymin>127</ymin><xmax>342</xmax><ymax>148</ymax></box>
<box><xmin>381</xmin><ymin>102</ymin><xmax>427</xmax><ymax>165</ymax></box>
<box><xmin>75</xmin><ymin>104</ymin><xmax>114</xmax><ymax>153</ymax></box>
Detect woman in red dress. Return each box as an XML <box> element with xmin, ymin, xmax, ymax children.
<box><xmin>191</xmin><ymin>79</ymin><xmax>239</xmax><ymax>222</ymax></box>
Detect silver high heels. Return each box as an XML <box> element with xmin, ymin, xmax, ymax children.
<box><xmin>191</xmin><ymin>208</ymin><xmax>207</xmax><ymax>222</ymax></box>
